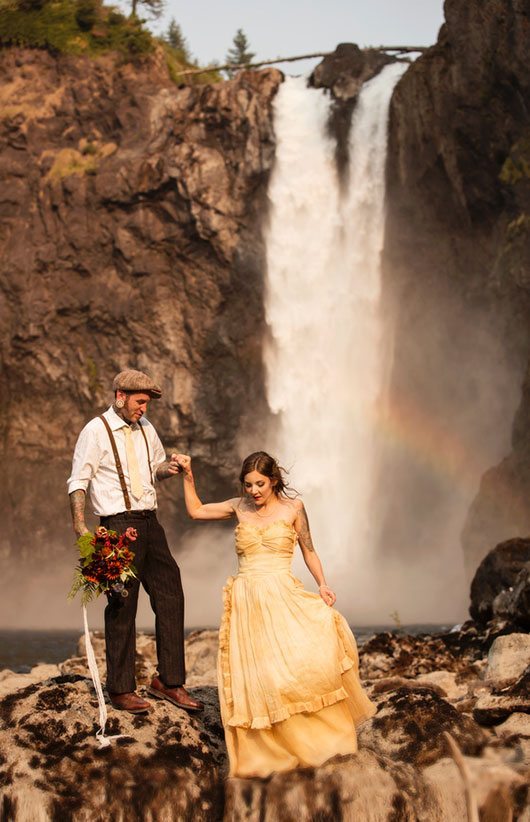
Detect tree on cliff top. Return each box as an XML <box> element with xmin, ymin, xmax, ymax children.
<box><xmin>130</xmin><ymin>0</ymin><xmax>164</xmax><ymax>20</ymax></box>
<box><xmin>163</xmin><ymin>17</ymin><xmax>190</xmax><ymax>60</ymax></box>
<box><xmin>225</xmin><ymin>28</ymin><xmax>255</xmax><ymax>69</ymax></box>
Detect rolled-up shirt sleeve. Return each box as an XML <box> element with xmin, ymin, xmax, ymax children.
<box><xmin>67</xmin><ymin>424</ymin><xmax>101</xmax><ymax>495</ymax></box>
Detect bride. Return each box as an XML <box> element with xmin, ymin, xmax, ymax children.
<box><xmin>176</xmin><ymin>450</ymin><xmax>376</xmax><ymax>778</ymax></box>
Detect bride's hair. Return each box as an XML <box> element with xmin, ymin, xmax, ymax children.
<box><xmin>239</xmin><ymin>451</ymin><xmax>296</xmax><ymax>498</ymax></box>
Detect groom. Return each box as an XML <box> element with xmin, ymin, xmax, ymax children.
<box><xmin>67</xmin><ymin>369</ymin><xmax>202</xmax><ymax>715</ymax></box>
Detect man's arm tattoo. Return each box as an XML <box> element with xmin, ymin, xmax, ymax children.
<box><xmin>297</xmin><ymin>504</ymin><xmax>315</xmax><ymax>552</ymax></box>
<box><xmin>156</xmin><ymin>462</ymin><xmax>172</xmax><ymax>480</ymax></box>
<box><xmin>69</xmin><ymin>490</ymin><xmax>87</xmax><ymax>535</ymax></box>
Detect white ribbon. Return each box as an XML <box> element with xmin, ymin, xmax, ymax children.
<box><xmin>83</xmin><ymin>604</ymin><xmax>126</xmax><ymax>748</ymax></box>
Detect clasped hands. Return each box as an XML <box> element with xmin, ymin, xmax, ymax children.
<box><xmin>167</xmin><ymin>453</ymin><xmax>192</xmax><ymax>476</ymax></box>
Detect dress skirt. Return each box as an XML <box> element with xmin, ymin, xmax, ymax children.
<box><xmin>217</xmin><ymin>521</ymin><xmax>376</xmax><ymax>778</ymax></box>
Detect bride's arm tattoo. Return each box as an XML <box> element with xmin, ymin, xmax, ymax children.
<box><xmin>297</xmin><ymin>504</ymin><xmax>315</xmax><ymax>552</ymax></box>
<box><xmin>69</xmin><ymin>489</ymin><xmax>88</xmax><ymax>537</ymax></box>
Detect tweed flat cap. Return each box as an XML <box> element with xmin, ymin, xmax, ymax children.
<box><xmin>112</xmin><ymin>369</ymin><xmax>162</xmax><ymax>399</ymax></box>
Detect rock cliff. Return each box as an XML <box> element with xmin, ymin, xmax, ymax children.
<box><xmin>380</xmin><ymin>0</ymin><xmax>530</xmax><ymax>575</ymax></box>
<box><xmin>0</xmin><ymin>47</ymin><xmax>282</xmax><ymax>575</ymax></box>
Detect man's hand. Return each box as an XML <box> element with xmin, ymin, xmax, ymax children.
<box><xmin>156</xmin><ymin>454</ymin><xmax>182</xmax><ymax>480</ymax></box>
<box><xmin>168</xmin><ymin>453</ymin><xmax>182</xmax><ymax>475</ymax></box>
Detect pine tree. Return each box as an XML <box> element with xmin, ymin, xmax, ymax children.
<box><xmin>225</xmin><ymin>28</ymin><xmax>255</xmax><ymax>70</ymax></box>
<box><xmin>163</xmin><ymin>17</ymin><xmax>190</xmax><ymax>59</ymax></box>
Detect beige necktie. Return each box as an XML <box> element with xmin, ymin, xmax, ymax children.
<box><xmin>123</xmin><ymin>425</ymin><xmax>143</xmax><ymax>500</ymax></box>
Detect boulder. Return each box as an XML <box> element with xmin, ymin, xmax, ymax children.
<box><xmin>473</xmin><ymin>667</ymin><xmax>530</xmax><ymax>726</ymax></box>
<box><xmin>492</xmin><ymin>566</ymin><xmax>530</xmax><ymax>629</ymax></box>
<box><xmin>358</xmin><ymin>686</ymin><xmax>488</xmax><ymax>767</ymax></box>
<box><xmin>0</xmin><ymin>675</ymin><xmax>226</xmax><ymax>820</ymax></box>
<box><xmin>495</xmin><ymin>713</ymin><xmax>530</xmax><ymax>739</ymax></box>
<box><xmin>225</xmin><ymin>749</ymin><xmax>455</xmax><ymax>821</ymax></box>
<box><xmin>469</xmin><ymin>539</ymin><xmax>530</xmax><ymax>624</ymax></box>
<box><xmin>423</xmin><ymin>756</ymin><xmax>529</xmax><ymax>821</ymax></box>
<box><xmin>485</xmin><ymin>633</ymin><xmax>530</xmax><ymax>688</ymax></box>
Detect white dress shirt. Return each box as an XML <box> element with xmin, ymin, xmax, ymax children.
<box><xmin>67</xmin><ymin>406</ymin><xmax>167</xmax><ymax>516</ymax></box>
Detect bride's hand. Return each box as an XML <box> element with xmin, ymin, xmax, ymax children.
<box><xmin>319</xmin><ymin>584</ymin><xmax>336</xmax><ymax>607</ymax></box>
<box><xmin>176</xmin><ymin>454</ymin><xmax>192</xmax><ymax>475</ymax></box>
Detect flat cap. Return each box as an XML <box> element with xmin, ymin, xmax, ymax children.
<box><xmin>112</xmin><ymin>369</ymin><xmax>162</xmax><ymax>399</ymax></box>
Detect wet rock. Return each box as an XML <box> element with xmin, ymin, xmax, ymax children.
<box><xmin>473</xmin><ymin>667</ymin><xmax>530</xmax><ymax>727</ymax></box>
<box><xmin>359</xmin><ymin>627</ymin><xmax>487</xmax><ymax>681</ymax></box>
<box><xmin>0</xmin><ymin>675</ymin><xmax>225</xmax><ymax>821</ymax></box>
<box><xmin>358</xmin><ymin>686</ymin><xmax>488</xmax><ymax>767</ymax></box>
<box><xmin>492</xmin><ymin>565</ymin><xmax>530</xmax><ymax>629</ymax></box>
<box><xmin>469</xmin><ymin>539</ymin><xmax>530</xmax><ymax>624</ymax></box>
<box><xmin>310</xmin><ymin>43</ymin><xmax>395</xmax><ymax>101</ymax></box>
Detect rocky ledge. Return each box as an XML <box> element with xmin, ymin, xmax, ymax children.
<box><xmin>1</xmin><ymin>609</ymin><xmax>529</xmax><ymax>821</ymax></box>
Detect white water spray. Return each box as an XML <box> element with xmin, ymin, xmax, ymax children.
<box><xmin>264</xmin><ymin>65</ymin><xmax>407</xmax><ymax>609</ymax></box>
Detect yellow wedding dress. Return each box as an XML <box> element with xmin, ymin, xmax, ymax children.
<box><xmin>217</xmin><ymin>519</ymin><xmax>376</xmax><ymax>778</ymax></box>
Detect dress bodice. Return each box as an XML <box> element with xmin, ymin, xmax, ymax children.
<box><xmin>235</xmin><ymin>520</ymin><xmax>297</xmax><ymax>575</ymax></box>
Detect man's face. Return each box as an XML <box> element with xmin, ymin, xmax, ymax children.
<box><xmin>117</xmin><ymin>391</ymin><xmax>151</xmax><ymax>423</ymax></box>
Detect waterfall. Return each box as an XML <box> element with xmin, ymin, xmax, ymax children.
<box><xmin>263</xmin><ymin>64</ymin><xmax>407</xmax><ymax>615</ymax></box>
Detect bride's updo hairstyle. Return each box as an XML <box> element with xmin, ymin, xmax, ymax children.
<box><xmin>239</xmin><ymin>451</ymin><xmax>296</xmax><ymax>498</ymax></box>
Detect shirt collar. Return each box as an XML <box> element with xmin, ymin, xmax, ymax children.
<box><xmin>104</xmin><ymin>406</ymin><xmax>138</xmax><ymax>431</ymax></box>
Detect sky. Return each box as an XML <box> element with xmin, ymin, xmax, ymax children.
<box><xmin>142</xmin><ymin>0</ymin><xmax>446</xmax><ymax>75</ymax></box>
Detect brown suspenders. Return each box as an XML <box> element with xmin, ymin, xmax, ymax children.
<box><xmin>99</xmin><ymin>415</ymin><xmax>154</xmax><ymax>511</ymax></box>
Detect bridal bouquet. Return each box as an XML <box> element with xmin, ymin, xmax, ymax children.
<box><xmin>68</xmin><ymin>526</ymin><xmax>138</xmax><ymax>604</ymax></box>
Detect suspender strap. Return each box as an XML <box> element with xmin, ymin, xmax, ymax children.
<box><xmin>138</xmin><ymin>422</ymin><xmax>154</xmax><ymax>483</ymax></box>
<box><xmin>99</xmin><ymin>415</ymin><xmax>131</xmax><ymax>511</ymax></box>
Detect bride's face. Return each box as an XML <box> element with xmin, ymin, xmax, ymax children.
<box><xmin>243</xmin><ymin>470</ymin><xmax>276</xmax><ymax>506</ymax></box>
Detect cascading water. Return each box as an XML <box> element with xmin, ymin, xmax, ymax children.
<box><xmin>263</xmin><ymin>64</ymin><xmax>407</xmax><ymax>617</ymax></box>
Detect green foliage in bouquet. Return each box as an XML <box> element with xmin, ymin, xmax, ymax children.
<box><xmin>68</xmin><ymin>526</ymin><xmax>138</xmax><ymax>605</ymax></box>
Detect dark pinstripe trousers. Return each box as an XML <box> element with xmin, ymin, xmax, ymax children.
<box><xmin>100</xmin><ymin>510</ymin><xmax>185</xmax><ymax>693</ymax></box>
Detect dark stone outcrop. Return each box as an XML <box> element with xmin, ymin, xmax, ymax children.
<box><xmin>0</xmin><ymin>47</ymin><xmax>282</xmax><ymax>572</ymax></box>
<box><xmin>310</xmin><ymin>43</ymin><xmax>395</xmax><ymax>102</ymax></box>
<box><xmin>309</xmin><ymin>43</ymin><xmax>397</xmax><ymax>178</ymax></box>
<box><xmin>380</xmin><ymin>0</ymin><xmax>530</xmax><ymax>577</ymax></box>
<box><xmin>469</xmin><ymin>538</ymin><xmax>530</xmax><ymax>624</ymax></box>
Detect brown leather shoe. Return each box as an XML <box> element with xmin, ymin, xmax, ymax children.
<box><xmin>147</xmin><ymin>677</ymin><xmax>204</xmax><ymax>712</ymax></box>
<box><xmin>108</xmin><ymin>691</ymin><xmax>151</xmax><ymax>714</ymax></box>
